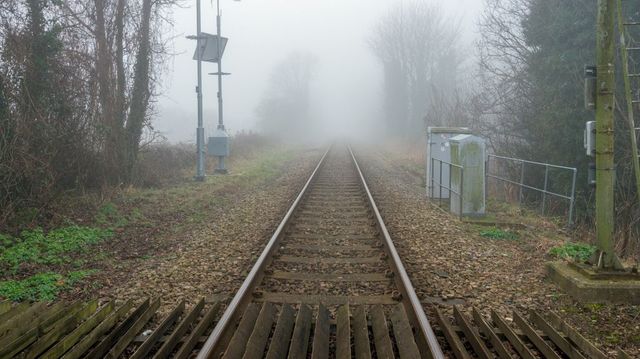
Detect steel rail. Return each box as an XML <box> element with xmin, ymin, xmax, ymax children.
<box><xmin>198</xmin><ymin>145</ymin><xmax>445</xmax><ymax>358</ymax></box>
<box><xmin>196</xmin><ymin>146</ymin><xmax>331</xmax><ymax>359</ymax></box>
<box><xmin>348</xmin><ymin>145</ymin><xmax>445</xmax><ymax>359</ymax></box>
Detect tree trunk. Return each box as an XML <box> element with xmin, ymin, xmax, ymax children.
<box><xmin>94</xmin><ymin>0</ymin><xmax>122</xmax><ymax>181</ymax></box>
<box><xmin>115</xmin><ymin>0</ymin><xmax>126</xmax><ymax>127</ymax></box>
<box><xmin>125</xmin><ymin>0</ymin><xmax>153</xmax><ymax>180</ymax></box>
<box><xmin>0</xmin><ymin>74</ymin><xmax>13</xmax><ymax>152</ymax></box>
<box><xmin>24</xmin><ymin>0</ymin><xmax>46</xmax><ymax>120</ymax></box>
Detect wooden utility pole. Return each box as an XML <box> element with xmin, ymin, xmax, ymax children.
<box><xmin>595</xmin><ymin>0</ymin><xmax>623</xmax><ymax>269</ymax></box>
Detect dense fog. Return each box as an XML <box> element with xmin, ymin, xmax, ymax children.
<box><xmin>156</xmin><ymin>0</ymin><xmax>485</xmax><ymax>143</ymax></box>
<box><xmin>3</xmin><ymin>0</ymin><xmax>638</xmax><ymax>254</ymax></box>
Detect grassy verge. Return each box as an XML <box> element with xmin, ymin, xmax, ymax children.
<box><xmin>0</xmin><ymin>143</ymin><xmax>301</xmax><ymax>302</ymax></box>
<box><xmin>119</xmin><ymin>146</ymin><xmax>297</xmax><ymax>229</ymax></box>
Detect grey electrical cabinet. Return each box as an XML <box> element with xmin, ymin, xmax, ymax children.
<box><xmin>449</xmin><ymin>134</ymin><xmax>486</xmax><ymax>217</ymax></box>
<box><xmin>208</xmin><ymin>129</ymin><xmax>230</xmax><ymax>157</ymax></box>
<box><xmin>426</xmin><ymin>127</ymin><xmax>472</xmax><ymax>199</ymax></box>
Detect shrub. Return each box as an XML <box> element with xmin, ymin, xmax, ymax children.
<box><xmin>134</xmin><ymin>143</ymin><xmax>194</xmax><ymax>187</ymax></box>
<box><xmin>479</xmin><ymin>227</ymin><xmax>519</xmax><ymax>240</ymax></box>
<box><xmin>549</xmin><ymin>242</ymin><xmax>597</xmax><ymax>262</ymax></box>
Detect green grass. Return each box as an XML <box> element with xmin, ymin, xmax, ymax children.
<box><xmin>231</xmin><ymin>149</ymin><xmax>295</xmax><ymax>183</ymax></box>
<box><xmin>549</xmin><ymin>242</ymin><xmax>597</xmax><ymax>262</ymax></box>
<box><xmin>0</xmin><ymin>270</ymin><xmax>97</xmax><ymax>301</ymax></box>
<box><xmin>95</xmin><ymin>202</ymin><xmax>130</xmax><ymax>229</ymax></box>
<box><xmin>479</xmin><ymin>227</ymin><xmax>519</xmax><ymax>240</ymax></box>
<box><xmin>0</xmin><ymin>226</ymin><xmax>112</xmax><ymax>273</ymax></box>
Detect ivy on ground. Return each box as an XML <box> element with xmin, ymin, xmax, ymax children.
<box><xmin>0</xmin><ymin>226</ymin><xmax>112</xmax><ymax>273</ymax></box>
<box><xmin>0</xmin><ymin>270</ymin><xmax>97</xmax><ymax>301</ymax></box>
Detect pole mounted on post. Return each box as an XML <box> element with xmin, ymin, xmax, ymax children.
<box><xmin>192</xmin><ymin>0</ymin><xmax>206</xmax><ymax>181</ymax></box>
<box><xmin>595</xmin><ymin>0</ymin><xmax>623</xmax><ymax>270</ymax></box>
<box><xmin>213</xmin><ymin>0</ymin><xmax>229</xmax><ymax>174</ymax></box>
<box><xmin>189</xmin><ymin>0</ymin><xmax>236</xmax><ymax>177</ymax></box>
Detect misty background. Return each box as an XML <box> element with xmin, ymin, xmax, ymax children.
<box><xmin>156</xmin><ymin>0</ymin><xmax>485</xmax><ymax>143</ymax></box>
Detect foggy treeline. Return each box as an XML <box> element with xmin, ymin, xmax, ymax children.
<box><xmin>256</xmin><ymin>51</ymin><xmax>318</xmax><ymax>140</ymax></box>
<box><xmin>0</xmin><ymin>0</ymin><xmax>638</xmax><ymax>254</ymax></box>
<box><xmin>369</xmin><ymin>2</ymin><xmax>465</xmax><ymax>135</ymax></box>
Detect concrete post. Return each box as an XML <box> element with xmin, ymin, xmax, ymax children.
<box><xmin>595</xmin><ymin>0</ymin><xmax>623</xmax><ymax>269</ymax></box>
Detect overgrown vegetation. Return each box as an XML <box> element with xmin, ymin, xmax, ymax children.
<box><xmin>0</xmin><ymin>226</ymin><xmax>112</xmax><ymax>274</ymax></box>
<box><xmin>549</xmin><ymin>242</ymin><xmax>598</xmax><ymax>262</ymax></box>
<box><xmin>479</xmin><ymin>227</ymin><xmax>519</xmax><ymax>241</ymax></box>
<box><xmin>0</xmin><ymin>0</ymin><xmax>177</xmax><ymax>229</ymax></box>
<box><xmin>411</xmin><ymin>0</ymin><xmax>639</xmax><ymax>258</ymax></box>
<box><xmin>0</xmin><ymin>136</ymin><xmax>287</xmax><ymax>302</ymax></box>
<box><xmin>0</xmin><ymin>270</ymin><xmax>96</xmax><ymax>301</ymax></box>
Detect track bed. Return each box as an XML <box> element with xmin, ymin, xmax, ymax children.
<box><xmin>198</xmin><ymin>146</ymin><xmax>442</xmax><ymax>358</ymax></box>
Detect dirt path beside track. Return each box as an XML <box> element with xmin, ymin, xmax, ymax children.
<box><xmin>62</xmin><ymin>146</ymin><xmax>324</xmax><ymax>315</ymax></box>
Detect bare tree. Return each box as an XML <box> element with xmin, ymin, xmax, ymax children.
<box><xmin>474</xmin><ymin>0</ymin><xmax>535</xmax><ymax>152</ymax></box>
<box><xmin>0</xmin><ymin>0</ymin><xmax>177</xmax><ymax>227</ymax></box>
<box><xmin>369</xmin><ymin>2</ymin><xmax>463</xmax><ymax>136</ymax></box>
<box><xmin>256</xmin><ymin>51</ymin><xmax>318</xmax><ymax>140</ymax></box>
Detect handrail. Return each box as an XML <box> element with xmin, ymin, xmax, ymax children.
<box><xmin>429</xmin><ymin>158</ymin><xmax>465</xmax><ymax>218</ymax></box>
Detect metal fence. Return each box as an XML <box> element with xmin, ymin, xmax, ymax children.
<box><xmin>486</xmin><ymin>155</ymin><xmax>577</xmax><ymax>227</ymax></box>
<box><xmin>429</xmin><ymin>158</ymin><xmax>464</xmax><ymax>218</ymax></box>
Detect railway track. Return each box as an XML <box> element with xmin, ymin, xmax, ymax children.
<box><xmin>0</xmin><ymin>145</ymin><xmax>627</xmax><ymax>359</ymax></box>
<box><xmin>197</xmin><ymin>145</ymin><xmax>444</xmax><ymax>358</ymax></box>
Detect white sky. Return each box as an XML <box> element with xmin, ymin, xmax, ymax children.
<box><xmin>156</xmin><ymin>0</ymin><xmax>486</xmax><ymax>142</ymax></box>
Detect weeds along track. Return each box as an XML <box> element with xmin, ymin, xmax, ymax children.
<box><xmin>197</xmin><ymin>145</ymin><xmax>444</xmax><ymax>359</ymax></box>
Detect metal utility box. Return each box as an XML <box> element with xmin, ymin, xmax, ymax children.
<box><xmin>450</xmin><ymin>134</ymin><xmax>486</xmax><ymax>217</ymax></box>
<box><xmin>584</xmin><ymin>121</ymin><xmax>596</xmax><ymax>157</ymax></box>
<box><xmin>427</xmin><ymin>127</ymin><xmax>472</xmax><ymax>198</ymax></box>
<box><xmin>208</xmin><ymin>128</ymin><xmax>230</xmax><ymax>157</ymax></box>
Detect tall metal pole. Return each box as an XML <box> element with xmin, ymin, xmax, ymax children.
<box><xmin>194</xmin><ymin>0</ymin><xmax>206</xmax><ymax>181</ymax></box>
<box><xmin>215</xmin><ymin>0</ymin><xmax>227</xmax><ymax>174</ymax></box>
<box><xmin>595</xmin><ymin>0</ymin><xmax>623</xmax><ymax>269</ymax></box>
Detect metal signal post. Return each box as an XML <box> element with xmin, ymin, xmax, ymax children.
<box><xmin>214</xmin><ymin>0</ymin><xmax>228</xmax><ymax>174</ymax></box>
